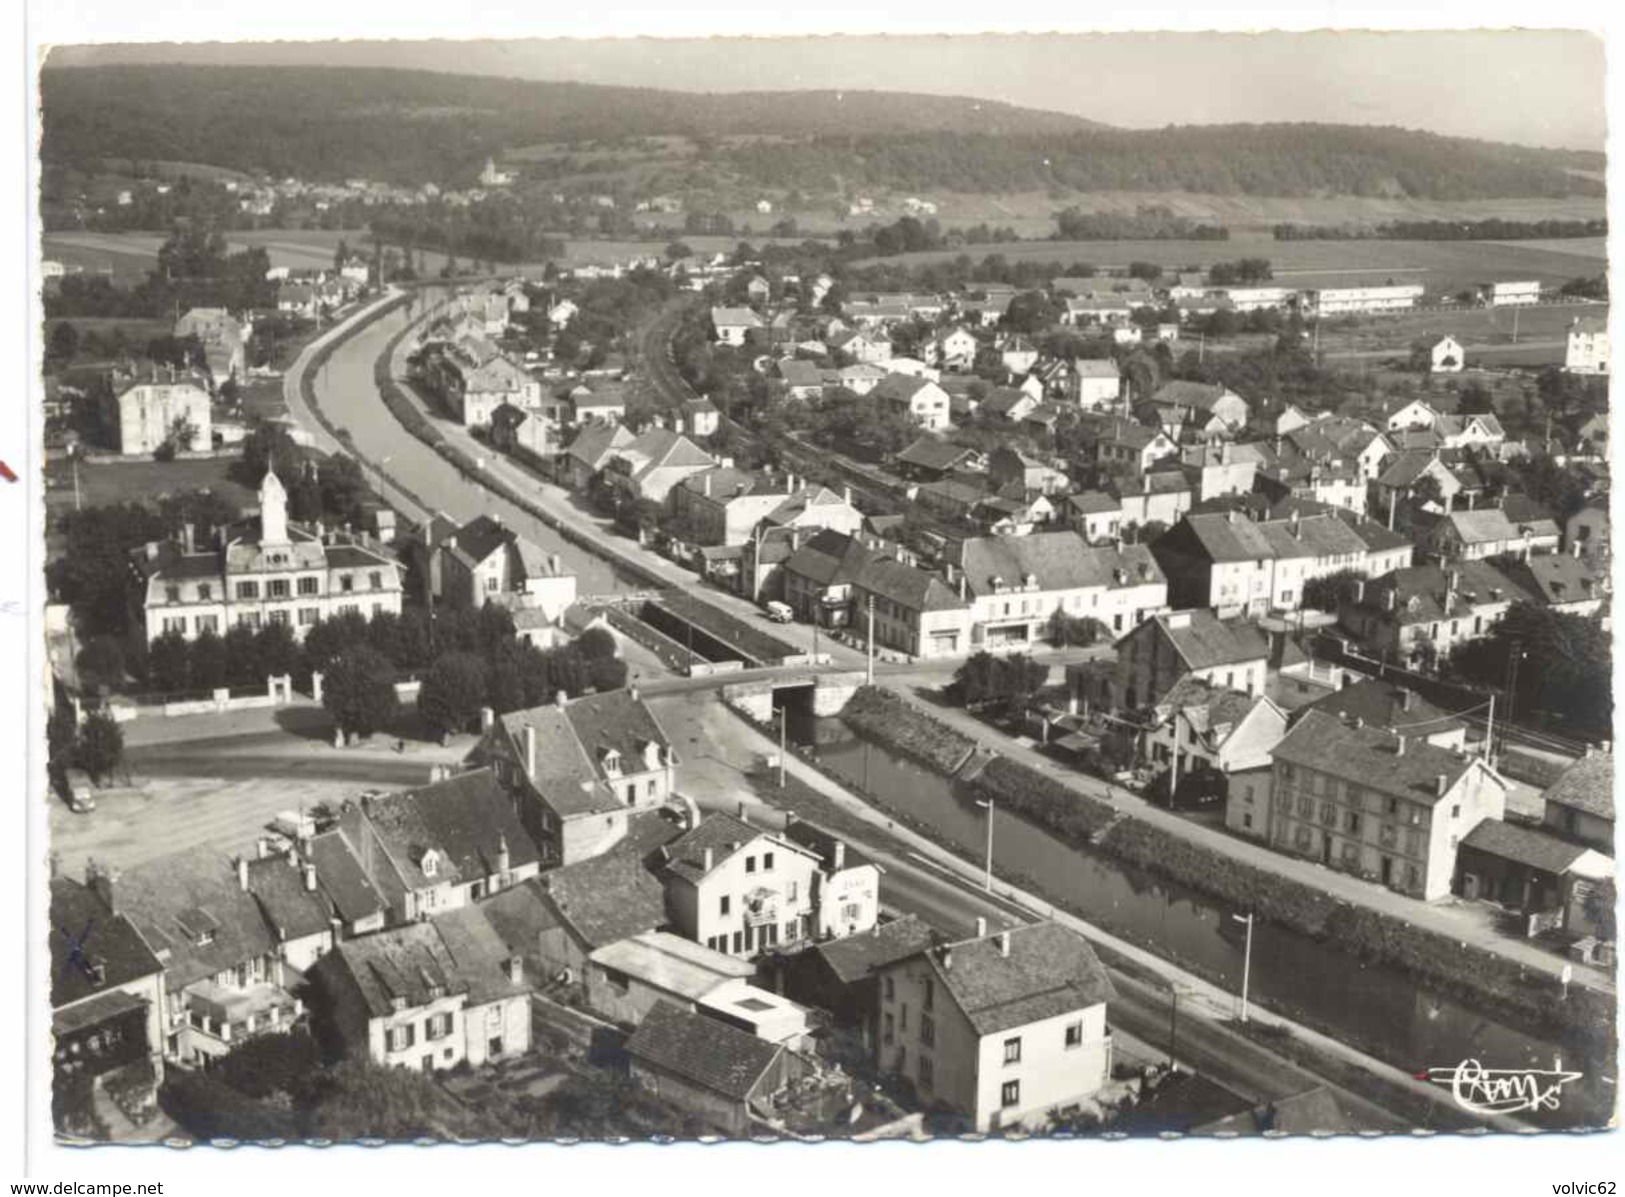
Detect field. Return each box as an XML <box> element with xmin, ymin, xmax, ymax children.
<box><xmin>43</xmin><ymin>455</ymin><xmax>259</xmax><ymax>516</ymax></box>
<box><xmin>850</xmin><ymin>235</ymin><xmax>1607</xmax><ymax>293</ymax></box>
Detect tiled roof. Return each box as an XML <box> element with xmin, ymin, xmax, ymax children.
<box><xmin>1461</xmin><ymin>820</ymin><xmax>1592</xmax><ymax>875</ymax></box>
<box><xmin>245</xmin><ymin>853</ymin><xmax>332</xmax><ymax>943</ymax></box>
<box><xmin>1074</xmin><ymin>358</ymin><xmax>1120</xmax><ymax>379</ymax></box>
<box><xmin>871</xmin><ymin>374</ymin><xmax>935</xmax><ymax>404</ymax></box>
<box><xmin>307</xmin><ymin>830</ymin><xmax>388</xmax><ymax>924</ymax></box>
<box><xmin>493</xmin><ymin>704</ymin><xmax>619</xmax><ymax>817</ymax></box>
<box><xmin>895</xmin><ymin>436</ymin><xmax>977</xmax><ymax>471</ymax></box>
<box><xmin>783</xmin><ymin>530</ymin><xmax>882</xmax><ymax>587</ymax></box>
<box><xmin>322</xmin><ymin>921</ymin><xmax>466</xmax><ymax>1018</ymax></box>
<box><xmin>432</xmin><ymin>905</ymin><xmax>529</xmax><ymax>1005</ymax></box>
<box><xmin>711</xmin><ymin>307</ymin><xmax>763</xmax><ymax>329</ymax></box>
<box><xmin>1496</xmin><ymin>554</ymin><xmax>1604</xmax><ymax>606</ymax></box>
<box><xmin>780</xmin><ymin>819</ymin><xmax>875</xmax><ymax>874</ymax></box>
<box><xmin>855</xmin><ymin>558</ymin><xmax>968</xmax><ymax>613</ymax></box>
<box><xmin>349</xmin><ymin>769</ymin><xmax>539</xmax><ymax>891</ymax></box>
<box><xmin>662</xmin><ymin>813</ymin><xmax>812</xmax><ymax>885</ymax></box>
<box><xmin>1440</xmin><ymin>508</ymin><xmax>1519</xmax><ymax>545</ymax></box>
<box><xmin>625</xmin><ymin>1001</ymin><xmax>782</xmax><ymax>1100</ymax></box>
<box><xmin>1543</xmin><ymin>753</ymin><xmax>1614</xmax><ymax>821</ymax></box>
<box><xmin>1300</xmin><ymin>679</ymin><xmax>1466</xmax><ymax>737</ymax></box>
<box><xmin>1357</xmin><ymin>562</ymin><xmax>1529</xmax><ymax>626</ymax></box>
<box><xmin>541</xmin><ymin>852</ymin><xmax>668</xmax><ymax>948</ymax></box>
<box><xmin>814</xmin><ymin>915</ymin><xmax>938</xmax><ymax>985</ymax></box>
<box><xmin>1271</xmin><ymin>710</ymin><xmax>1485</xmax><ymax>806</ymax></box>
<box><xmin>1153</xmin><ymin>381</ymin><xmax>1241</xmax><ymax>414</ymax></box>
<box><xmin>50</xmin><ymin>879</ymin><xmax>164</xmax><ymax>1011</ymax></box>
<box><xmin>1068</xmin><ymin>491</ymin><xmax>1121</xmax><ymax>515</ymax></box>
<box><xmin>913</xmin><ymin>922</ymin><xmax>1115</xmax><ymax>1037</ymax></box>
<box><xmin>115</xmin><ymin>848</ymin><xmax>280</xmax><ymax>990</ymax></box>
<box><xmin>1155</xmin><ymin>610</ymin><xmax>1270</xmax><ymax>672</ymax></box>
<box><xmin>564</xmin><ymin>689</ymin><xmax>674</xmax><ymax>775</ymax></box>
<box><xmin>1177</xmin><ymin>512</ymin><xmax>1277</xmax><ymax>563</ymax></box>
<box><xmin>1256</xmin><ymin>513</ymin><xmax>1371</xmax><ymax>561</ymax></box>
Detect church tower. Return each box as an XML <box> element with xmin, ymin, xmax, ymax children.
<box><xmin>260</xmin><ymin>469</ymin><xmax>289</xmax><ymax>545</ymax></box>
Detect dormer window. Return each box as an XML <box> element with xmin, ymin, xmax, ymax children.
<box><xmin>391</xmin><ymin>995</ymin><xmax>406</xmax><ymax>1013</ymax></box>
<box><xmin>602</xmin><ymin>749</ymin><xmax>622</xmax><ymax>776</ymax></box>
<box><xmin>165</xmin><ymin>585</ymin><xmax>180</xmax><ymax>604</ymax></box>
<box><xmin>197</xmin><ymin>930</ymin><xmax>215</xmax><ymax>947</ymax></box>
<box><xmin>421</xmin><ymin>849</ymin><xmax>440</xmax><ymax>878</ymax></box>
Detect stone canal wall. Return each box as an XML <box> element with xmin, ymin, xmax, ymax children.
<box><xmin>836</xmin><ymin>685</ymin><xmax>1614</xmax><ymax>1048</ymax></box>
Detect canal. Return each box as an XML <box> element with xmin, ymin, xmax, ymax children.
<box><xmin>313</xmin><ymin>289</ymin><xmax>642</xmax><ymax>595</ymax></box>
<box><xmin>789</xmin><ymin>708</ymin><xmax>1615</xmax><ymax>1130</ymax></box>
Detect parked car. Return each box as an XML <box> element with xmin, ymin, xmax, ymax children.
<box><xmin>63</xmin><ymin>768</ymin><xmax>96</xmax><ymax>813</ymax></box>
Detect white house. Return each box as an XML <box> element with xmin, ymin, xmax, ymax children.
<box><xmin>711</xmin><ymin>307</ymin><xmax>764</xmax><ymax>347</ymax></box>
<box><xmin>1428</xmin><ymin>335</ymin><xmax>1465</xmax><ymax>374</ymax></box>
<box><xmin>1566</xmin><ymin>317</ymin><xmax>1609</xmax><ymax>375</ymax></box>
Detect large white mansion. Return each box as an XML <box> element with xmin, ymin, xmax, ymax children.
<box><xmin>132</xmin><ymin>470</ymin><xmax>404</xmax><ymax>643</ymax></box>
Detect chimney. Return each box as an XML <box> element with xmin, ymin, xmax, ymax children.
<box><xmin>302</xmin><ymin>860</ymin><xmax>317</xmax><ymax>891</ymax></box>
<box><xmin>1385</xmin><ymin>589</ymin><xmax>1396</xmax><ymax>612</ymax></box>
<box><xmin>703</xmin><ymin>472</ymin><xmax>712</xmax><ymax>497</ymax></box>
<box><xmin>1355</xmin><ymin>579</ymin><xmax>1366</xmax><ymax>603</ymax></box>
<box><xmin>549</xmin><ymin>553</ymin><xmax>562</xmax><ymax>575</ymax></box>
<box><xmin>975</xmin><ymin>916</ymin><xmax>987</xmax><ymax>938</ymax></box>
<box><xmin>524</xmin><ymin>724</ymin><xmax>536</xmax><ymax>777</ymax></box>
<box><xmin>497</xmin><ymin>834</ymin><xmax>510</xmax><ymax>876</ymax></box>
<box><xmin>941</xmin><ymin>948</ymin><xmax>953</xmax><ymax>971</ymax></box>
<box><xmin>480</xmin><ymin>706</ymin><xmax>495</xmax><ymax>732</ymax></box>
<box><xmin>554</xmin><ymin>690</ymin><xmax>568</xmax><ymax>710</ymax></box>
<box><xmin>739</xmin><ymin>804</ymin><xmax>750</xmax><ymax>826</ymax></box>
<box><xmin>843</xmin><ymin>486</ymin><xmax>853</xmax><ymax>504</ymax></box>
<box><xmin>1446</xmin><ymin>569</ymin><xmax>1459</xmax><ymax>609</ymax></box>
<box><xmin>702</xmin><ymin>846</ymin><xmax>714</xmax><ymax>872</ymax></box>
<box><xmin>1435</xmin><ymin>773</ymin><xmax>1448</xmax><ymax>797</ymax></box>
<box><xmin>506</xmin><ymin>956</ymin><xmax>524</xmax><ymax>985</ymax></box>
<box><xmin>1353</xmin><ymin>716</ymin><xmax>1365</xmax><ymax>729</ymax></box>
<box><xmin>1401</xmin><ymin>689</ymin><xmax>1415</xmax><ymax>712</ymax></box>
<box><xmin>833</xmin><ymin>841</ymin><xmax>846</xmax><ymax>870</ymax></box>
<box><xmin>1290</xmin><ymin>510</ymin><xmax>1301</xmax><ymax>538</ymax></box>
<box><xmin>237</xmin><ymin>857</ymin><xmax>250</xmax><ymax>892</ymax></box>
<box><xmin>1395</xmin><ymin>735</ymin><xmax>1407</xmax><ymax>756</ymax></box>
<box><xmin>86</xmin><ymin>861</ymin><xmax>119</xmax><ymax>914</ymax></box>
<box><xmin>998</xmin><ymin>931</ymin><xmax>1011</xmax><ymax>957</ymax></box>
<box><xmin>1226</xmin><ymin>509</ymin><xmax>1237</xmax><ymax>525</ymax></box>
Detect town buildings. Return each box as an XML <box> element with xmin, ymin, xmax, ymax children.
<box><xmin>132</xmin><ymin>470</ymin><xmax>404</xmax><ymax>645</ymax></box>
<box><xmin>874</xmin><ymin>921</ymin><xmax>1115</xmax><ymax>1132</ymax></box>
<box><xmin>1565</xmin><ymin>316</ymin><xmax>1610</xmax><ymax>375</ymax></box>
<box><xmin>1268</xmin><ymin>710</ymin><xmax>1507</xmax><ymax>900</ymax></box>
<box><xmin>114</xmin><ymin>372</ymin><xmax>212</xmax><ymax>456</ymax></box>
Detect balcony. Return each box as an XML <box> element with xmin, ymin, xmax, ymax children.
<box><xmin>185</xmin><ymin>980</ymin><xmax>303</xmax><ymax>1045</ymax></box>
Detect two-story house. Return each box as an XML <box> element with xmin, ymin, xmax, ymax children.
<box><xmin>956</xmin><ymin>533</ymin><xmax>1169</xmax><ymax>647</ymax></box>
<box><xmin>333</xmin><ymin>769</ymin><xmax>542</xmax><ymax>926</ymax></box>
<box><xmin>781</xmin><ymin>529</ymin><xmax>887</xmax><ymax>628</ymax></box>
<box><xmin>1268</xmin><ymin>710</ymin><xmax>1507</xmax><ymax>899</ymax></box>
<box><xmin>309</xmin><ymin>908</ymin><xmax>530</xmax><ymax>1073</ymax></box>
<box><xmin>437</xmin><ymin>514</ymin><xmax>577</xmax><ymax>620</ymax></box>
<box><xmin>109</xmin><ymin>851</ymin><xmax>309</xmax><ymax>1066</ymax></box>
<box><xmin>1337</xmin><ymin>562</ymin><xmax>1528</xmax><ymax>668</ymax></box>
<box><xmin>51</xmin><ymin>876</ymin><xmax>167</xmax><ymax>1132</ymax></box>
<box><xmin>850</xmin><ymin>558</ymin><xmax>974</xmax><ymax>659</ymax></box>
<box><xmin>711</xmin><ymin>307</ymin><xmax>764</xmax><ymax>347</ymax></box>
<box><xmin>476</xmin><ymin>689</ymin><xmax>678</xmax><ymax>866</ymax></box>
<box><xmin>1134</xmin><ymin>679</ymin><xmax>1288</xmax><ymax>824</ymax></box>
<box><xmin>1099</xmin><ymin>609</ymin><xmax>1270</xmax><ymax>712</ymax></box>
<box><xmin>874</xmin><ymin>921</ymin><xmax>1115</xmax><ymax>1132</ymax></box>
<box><xmin>659</xmin><ymin>813</ymin><xmax>831</xmax><ymax>958</ymax></box>
<box><xmin>872</xmin><ymin>374</ymin><xmax>952</xmax><ymax>432</ymax></box>
<box><xmin>1149</xmin><ymin>381</ymin><xmax>1249</xmax><ymax>435</ymax></box>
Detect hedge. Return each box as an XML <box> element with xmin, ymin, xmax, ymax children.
<box><xmin>966</xmin><ymin>756</ymin><xmax>1121</xmax><ymax>844</ymax></box>
<box><xmin>842</xmin><ymin>686</ymin><xmax>976</xmax><ymax>773</ymax></box>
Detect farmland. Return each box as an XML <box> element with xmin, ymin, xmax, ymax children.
<box><xmin>850</xmin><ymin>235</ymin><xmax>1606</xmax><ymax>294</ymax></box>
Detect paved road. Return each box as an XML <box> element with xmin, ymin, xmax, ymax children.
<box><xmin>288</xmin><ymin>289</ymin><xmax>637</xmax><ymax>595</ymax></box>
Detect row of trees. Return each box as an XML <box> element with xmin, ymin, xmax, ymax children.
<box><xmin>1272</xmin><ymin>217</ymin><xmax>1606</xmax><ymax>241</ymax></box>
<box><xmin>1054</xmin><ymin>204</ymin><xmax>1228</xmax><ymax>242</ymax></box>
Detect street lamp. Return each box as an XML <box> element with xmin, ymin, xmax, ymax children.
<box><xmin>976</xmin><ymin>796</ymin><xmax>995</xmax><ymax>892</ymax></box>
<box><xmin>1232</xmin><ymin>912</ymin><xmax>1255</xmax><ymax>1023</ymax></box>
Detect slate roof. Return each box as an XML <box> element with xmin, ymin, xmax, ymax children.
<box><xmin>872</xmin><ymin>374</ymin><xmax>937</xmax><ymax>405</ymax></box>
<box><xmin>432</xmin><ymin>905</ymin><xmax>529</xmax><ymax>1005</ymax></box>
<box><xmin>814</xmin><ymin>915</ymin><xmax>939</xmax><ymax>986</ymax></box>
<box><xmin>1271</xmin><ymin>710</ymin><xmax>1486</xmax><ymax>806</ymax></box>
<box><xmin>50</xmin><ymin>878</ymin><xmax>164</xmax><ymax>1011</ymax></box>
<box><xmin>778</xmin><ymin>359</ymin><xmax>828</xmax><ymax>389</ymax></box>
<box><xmin>625</xmin><ymin>1000</ymin><xmax>783</xmax><ymax>1100</ymax></box>
<box><xmin>1461</xmin><ymin>820</ymin><xmax>1593</xmax><ymax>875</ymax></box>
<box><xmin>563</xmin><ymin>689</ymin><xmax>675</xmax><ymax>774</ymax></box>
<box><xmin>1496</xmin><ymin>554</ymin><xmax>1604</xmax><ymax>606</ymax></box>
<box><xmin>478</xmin><ymin>877</ymin><xmax>561</xmax><ymax>954</ymax></box>
<box><xmin>349</xmin><ymin>769</ymin><xmax>539</xmax><ymax>891</ymax></box>
<box><xmin>1256</xmin><ymin>513</ymin><xmax>1371</xmax><ymax>561</ymax></box>
<box><xmin>711</xmin><ymin>307</ymin><xmax>763</xmax><ymax>329</ymax></box>
<box><xmin>913</xmin><ymin>922</ymin><xmax>1115</xmax><ymax>1037</ymax></box>
<box><xmin>493</xmin><ymin>704</ymin><xmax>618</xmax><ymax>817</ymax></box>
<box><xmin>1176</xmin><ymin>512</ymin><xmax>1277</xmax><ymax>563</ymax></box>
<box><xmin>780</xmin><ymin>819</ymin><xmax>876</xmax><ymax>874</ymax></box>
<box><xmin>305</xmin><ymin>830</ymin><xmax>387</xmax><ymax>924</ymax></box>
<box><xmin>541</xmin><ymin>851</ymin><xmax>668</xmax><ymax>948</ymax></box>
<box><xmin>1357</xmin><ymin>562</ymin><xmax>1529</xmax><ymax>626</ymax></box>
<box><xmin>1068</xmin><ymin>491</ymin><xmax>1121</xmax><ymax>516</ymax></box>
<box><xmin>1378</xmin><ymin>450</ymin><xmax>1447</xmax><ymax>489</ymax></box>
<box><xmin>1439</xmin><ymin>508</ymin><xmax>1520</xmax><ymax>546</ymax></box>
<box><xmin>1543</xmin><ymin>753</ymin><xmax>1614</xmax><ymax>821</ymax></box>
<box><xmin>1074</xmin><ymin>358</ymin><xmax>1121</xmax><ymax>380</ymax></box>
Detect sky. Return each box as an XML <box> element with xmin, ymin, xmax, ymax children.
<box><xmin>48</xmin><ymin>30</ymin><xmax>1607</xmax><ymax>152</ymax></box>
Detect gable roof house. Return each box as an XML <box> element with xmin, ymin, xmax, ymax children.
<box><xmin>474</xmin><ymin>689</ymin><xmax>679</xmax><ymax>867</ymax></box>
<box><xmin>1424</xmin><ymin>507</ymin><xmax>1557</xmax><ymax>563</ymax></box>
<box><xmin>105</xmin><ymin>850</ymin><xmax>310</xmax><ymax>1066</ymax></box>
<box><xmin>1492</xmin><ymin>550</ymin><xmax>1607</xmax><ymax>616</ymax></box>
<box><xmin>51</xmin><ymin>877</ymin><xmax>168</xmax><ymax>1125</ymax></box>
<box><xmin>600</xmin><ymin>427</ymin><xmax>718</xmax><ymax>506</ymax></box>
<box><xmin>894</xmin><ymin>436</ymin><xmax>984</xmax><ymax>481</ymax></box>
<box><xmin>531</xmin><ymin>849</ymin><xmax>672</xmax><ymax>982</ymax></box>
<box><xmin>625</xmin><ymin>1000</ymin><xmax>808</xmax><ymax>1135</ymax></box>
<box><xmin>1269</xmin><ymin>710</ymin><xmax>1507</xmax><ymax>900</ymax></box>
<box><xmin>850</xmin><ymin>557</ymin><xmax>974</xmax><ymax>659</ymax></box>
<box><xmin>1096</xmin><ymin>421</ymin><xmax>1180</xmax><ymax>478</ymax></box>
<box><xmin>1099</xmin><ymin>609</ymin><xmax>1271</xmax><ymax>713</ymax></box>
<box><xmin>333</xmin><ymin>768</ymin><xmax>543</xmax><ymax>925</ymax></box>
<box><xmin>874</xmin><ymin>921</ymin><xmax>1116</xmax><ymax>1132</ymax></box>
<box><xmin>872</xmin><ymin>374</ymin><xmax>952</xmax><ymax>432</ymax></box>
<box><xmin>955</xmin><ymin>533</ymin><xmax>1168</xmax><ymax>647</ymax></box>
<box><xmin>1337</xmin><ymin>561</ymin><xmax>1528</xmax><ymax>668</ymax></box>
<box><xmin>1541</xmin><ymin>750</ymin><xmax>1614</xmax><ymax>855</ymax></box>
<box><xmin>437</xmin><ymin>513</ymin><xmax>577</xmax><ymax>620</ymax></box>
<box><xmin>776</xmin><ymin>913</ymin><xmax>939</xmax><ymax>1030</ymax></box>
<box><xmin>1298</xmin><ymin>678</ymin><xmax>1469</xmax><ymax>750</ymax></box>
<box><xmin>1150</xmin><ymin>381</ymin><xmax>1249</xmax><ymax>434</ymax></box>
<box><xmin>711</xmin><ymin>307</ymin><xmax>764</xmax><ymax>347</ymax></box>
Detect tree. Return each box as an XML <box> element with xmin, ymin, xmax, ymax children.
<box><xmin>1458</xmin><ymin>381</ymin><xmax>1495</xmax><ymax>415</ymax></box>
<box><xmin>322</xmin><ymin>646</ymin><xmax>398</xmax><ymax>741</ymax></box>
<box><xmin>147</xmin><ymin>629</ymin><xmax>191</xmax><ymax>693</ymax></box>
<box><xmin>256</xmin><ymin>620</ymin><xmax>301</xmax><ymax>681</ymax></box>
<box><xmin>1301</xmin><ymin>568</ymin><xmax>1368</xmax><ymax>613</ymax></box>
<box><xmin>74</xmin><ymin>636</ymin><xmax>125</xmax><ymax>693</ymax></box>
<box><xmin>189</xmin><ymin>629</ymin><xmax>229</xmax><ymax>691</ymax></box>
<box><xmin>1047</xmin><ymin>610</ymin><xmax>1107</xmax><ymax>647</ymax></box>
<box><xmin>1410</xmin><ymin>473</ymin><xmax>1445</xmax><ymax>509</ymax></box>
<box><xmin>47</xmin><ymin>321</ymin><xmax>79</xmax><ymax>365</ymax></box>
<box><xmin>1579</xmin><ymin>877</ymin><xmax>1616</xmax><ymax>942</ymax></box>
<box><xmin>416</xmin><ymin>652</ymin><xmax>489</xmax><ymax>741</ymax></box>
<box><xmin>1445</xmin><ymin>601</ymin><xmax>1612</xmax><ymax>734</ymax></box>
<box><xmin>75</xmin><ymin>711</ymin><xmax>124</xmax><ymax>785</ymax></box>
<box><xmin>574</xmin><ymin>626</ymin><xmax>617</xmax><ymax>661</ymax></box>
<box><xmin>304</xmin><ymin>1059</ymin><xmax>459</xmax><ymax>1142</ymax></box>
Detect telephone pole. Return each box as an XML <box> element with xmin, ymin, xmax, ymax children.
<box><xmin>865</xmin><ymin>595</ymin><xmax>876</xmax><ymax>685</ymax></box>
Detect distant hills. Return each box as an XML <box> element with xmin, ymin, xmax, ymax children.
<box><xmin>40</xmin><ymin>64</ymin><xmax>1605</xmax><ymax>202</ymax></box>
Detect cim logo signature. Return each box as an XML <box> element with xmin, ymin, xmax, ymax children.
<box><xmin>1416</xmin><ymin>1059</ymin><xmax>1583</xmax><ymax>1116</ymax></box>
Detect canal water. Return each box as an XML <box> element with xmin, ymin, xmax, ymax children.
<box><xmin>789</xmin><ymin>709</ymin><xmax>1615</xmax><ymax>1130</ymax></box>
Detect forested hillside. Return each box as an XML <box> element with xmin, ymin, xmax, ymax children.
<box><xmin>40</xmin><ymin>64</ymin><xmax>1604</xmax><ymax>202</ymax></box>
